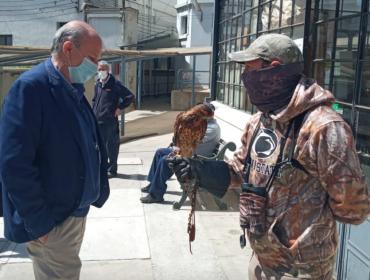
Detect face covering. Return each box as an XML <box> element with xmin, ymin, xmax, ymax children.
<box><xmin>98</xmin><ymin>70</ymin><xmax>108</xmax><ymax>80</ymax></box>
<box><xmin>68</xmin><ymin>43</ymin><xmax>98</xmax><ymax>84</ymax></box>
<box><xmin>241</xmin><ymin>63</ymin><xmax>303</xmax><ymax>113</ymax></box>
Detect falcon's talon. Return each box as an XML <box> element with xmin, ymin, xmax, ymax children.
<box><xmin>167</xmin><ymin>149</ymin><xmax>181</xmax><ymax>158</ymax></box>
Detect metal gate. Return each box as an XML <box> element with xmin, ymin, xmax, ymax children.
<box><xmin>311</xmin><ymin>1</ymin><xmax>370</xmax><ymax>279</ymax></box>
<box><xmin>338</xmin><ymin>221</ymin><xmax>370</xmax><ymax>280</ymax></box>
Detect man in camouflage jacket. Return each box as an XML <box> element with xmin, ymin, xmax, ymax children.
<box><xmin>168</xmin><ymin>34</ymin><xmax>370</xmax><ymax>280</ymax></box>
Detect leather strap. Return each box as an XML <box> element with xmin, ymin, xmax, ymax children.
<box><xmin>243</xmin><ymin>111</ymin><xmax>308</xmax><ymax>193</ymax></box>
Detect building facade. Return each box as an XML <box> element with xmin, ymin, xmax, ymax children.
<box><xmin>175</xmin><ymin>0</ymin><xmax>214</xmax><ymax>87</ymax></box>
<box><xmin>0</xmin><ymin>1</ymin><xmax>139</xmax><ymax>101</ymax></box>
<box><xmin>124</xmin><ymin>0</ymin><xmax>177</xmax><ymax>42</ymax></box>
<box><xmin>211</xmin><ymin>0</ymin><xmax>370</xmax><ymax>279</ymax></box>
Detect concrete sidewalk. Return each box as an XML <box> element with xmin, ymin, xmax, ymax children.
<box><xmin>0</xmin><ymin>104</ymin><xmax>252</xmax><ymax>280</ymax></box>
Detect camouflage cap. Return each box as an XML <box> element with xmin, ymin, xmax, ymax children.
<box><xmin>228</xmin><ymin>34</ymin><xmax>303</xmax><ymax>64</ymax></box>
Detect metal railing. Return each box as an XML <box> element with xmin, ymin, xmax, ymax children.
<box><xmin>142</xmin><ymin>82</ymin><xmax>174</xmax><ymax>97</ymax></box>
<box><xmin>176</xmin><ymin>69</ymin><xmax>210</xmax><ymax>90</ymax></box>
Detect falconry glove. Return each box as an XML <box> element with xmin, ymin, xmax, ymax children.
<box><xmin>167</xmin><ymin>156</ymin><xmax>231</xmax><ymax>198</ymax></box>
<box><xmin>168</xmin><ymin>156</ymin><xmax>202</xmax><ymax>182</ymax></box>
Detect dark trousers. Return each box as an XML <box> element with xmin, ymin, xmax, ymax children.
<box><xmin>99</xmin><ymin>122</ymin><xmax>120</xmax><ymax>174</ymax></box>
<box><xmin>147</xmin><ymin>148</ymin><xmax>174</xmax><ymax>197</ymax></box>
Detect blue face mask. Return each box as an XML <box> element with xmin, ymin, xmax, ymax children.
<box><xmin>68</xmin><ymin>43</ymin><xmax>98</xmax><ymax>84</ymax></box>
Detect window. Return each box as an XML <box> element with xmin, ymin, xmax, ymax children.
<box><xmin>57</xmin><ymin>22</ymin><xmax>68</xmax><ymax>29</ymax></box>
<box><xmin>0</xmin><ymin>35</ymin><xmax>12</xmax><ymax>46</ymax></box>
<box><xmin>215</xmin><ymin>0</ymin><xmax>307</xmax><ymax>112</ymax></box>
<box><xmin>180</xmin><ymin>16</ymin><xmax>188</xmax><ymax>35</ymax></box>
<box><xmin>311</xmin><ymin>0</ymin><xmax>370</xmax><ymax>200</ymax></box>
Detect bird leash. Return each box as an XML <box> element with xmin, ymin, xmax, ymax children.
<box><xmin>187</xmin><ymin>179</ymin><xmax>198</xmax><ymax>254</ymax></box>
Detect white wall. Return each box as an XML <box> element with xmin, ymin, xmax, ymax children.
<box><xmin>125</xmin><ymin>0</ymin><xmax>177</xmax><ymax>41</ymax></box>
<box><xmin>0</xmin><ymin>1</ymin><xmax>139</xmax><ymax>50</ymax></box>
<box><xmin>126</xmin><ymin>0</ymin><xmax>177</xmax><ymax>17</ymax></box>
<box><xmin>189</xmin><ymin>3</ymin><xmax>213</xmax><ymax>86</ymax></box>
<box><xmin>0</xmin><ymin>0</ymin><xmax>83</xmax><ymax>47</ymax></box>
<box><xmin>87</xmin><ymin>13</ymin><xmax>123</xmax><ymax>50</ymax></box>
<box><xmin>176</xmin><ymin>0</ymin><xmax>214</xmax><ymax>88</ymax></box>
<box><xmin>0</xmin><ymin>2</ymin><xmax>139</xmax><ymax>104</ymax></box>
<box><xmin>212</xmin><ymin>101</ymin><xmax>253</xmax><ymax>160</ymax></box>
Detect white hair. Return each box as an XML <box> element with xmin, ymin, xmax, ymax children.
<box><xmin>51</xmin><ymin>24</ymin><xmax>88</xmax><ymax>56</ymax></box>
<box><xmin>98</xmin><ymin>60</ymin><xmax>109</xmax><ymax>69</ymax></box>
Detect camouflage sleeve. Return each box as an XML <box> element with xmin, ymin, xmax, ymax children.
<box><xmin>307</xmin><ymin>121</ymin><xmax>370</xmax><ymax>225</ymax></box>
<box><xmin>227</xmin><ymin>122</ymin><xmax>251</xmax><ymax>189</ymax></box>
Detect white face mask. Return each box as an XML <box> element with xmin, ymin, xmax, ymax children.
<box><xmin>98</xmin><ymin>70</ymin><xmax>108</xmax><ymax>80</ymax></box>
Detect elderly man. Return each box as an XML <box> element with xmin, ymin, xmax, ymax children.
<box><xmin>140</xmin><ymin>102</ymin><xmax>221</xmax><ymax>203</ymax></box>
<box><xmin>0</xmin><ymin>21</ymin><xmax>110</xmax><ymax>280</ymax></box>
<box><xmin>168</xmin><ymin>34</ymin><xmax>370</xmax><ymax>280</ymax></box>
<box><xmin>92</xmin><ymin>61</ymin><xmax>134</xmax><ymax>178</ymax></box>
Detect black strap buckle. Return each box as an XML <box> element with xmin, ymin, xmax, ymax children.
<box><xmin>240</xmin><ymin>227</ymin><xmax>248</xmax><ymax>249</ymax></box>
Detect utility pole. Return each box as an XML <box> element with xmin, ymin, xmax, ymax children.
<box><xmin>121</xmin><ymin>0</ymin><xmax>125</xmax><ymax>8</ymax></box>
<box><xmin>150</xmin><ymin>0</ymin><xmax>153</xmax><ymax>34</ymax></box>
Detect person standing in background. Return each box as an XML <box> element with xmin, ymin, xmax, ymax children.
<box><xmin>92</xmin><ymin>60</ymin><xmax>134</xmax><ymax>178</ymax></box>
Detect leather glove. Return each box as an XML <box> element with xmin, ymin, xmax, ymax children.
<box><xmin>167</xmin><ymin>156</ymin><xmax>202</xmax><ymax>183</ymax></box>
<box><xmin>168</xmin><ymin>156</ymin><xmax>231</xmax><ymax>199</ymax></box>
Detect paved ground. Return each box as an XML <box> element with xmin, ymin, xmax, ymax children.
<box><xmin>0</xmin><ymin>97</ymin><xmax>253</xmax><ymax>280</ymax></box>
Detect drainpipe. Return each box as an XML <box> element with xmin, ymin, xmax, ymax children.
<box><xmin>210</xmin><ymin>0</ymin><xmax>220</xmax><ymax>100</ymax></box>
<box><xmin>138</xmin><ymin>60</ymin><xmax>143</xmax><ymax>110</ymax></box>
<box><xmin>191</xmin><ymin>55</ymin><xmax>196</xmax><ymax>107</ymax></box>
<box><xmin>192</xmin><ymin>0</ymin><xmax>203</xmax><ymax>22</ymax></box>
<box><xmin>120</xmin><ymin>56</ymin><xmax>126</xmax><ymax>136</ymax></box>
<box><xmin>79</xmin><ymin>2</ymin><xmax>90</xmax><ymax>22</ymax></box>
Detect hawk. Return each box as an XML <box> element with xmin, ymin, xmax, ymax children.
<box><xmin>173</xmin><ymin>103</ymin><xmax>214</xmax><ymax>158</ymax></box>
<box><xmin>170</xmin><ymin>103</ymin><xmax>214</xmax><ymax>254</ymax></box>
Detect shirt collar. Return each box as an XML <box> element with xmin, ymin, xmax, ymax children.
<box><xmin>100</xmin><ymin>74</ymin><xmax>111</xmax><ymax>87</ymax></box>
<box><xmin>51</xmin><ymin>59</ymin><xmax>85</xmax><ymax>101</ymax></box>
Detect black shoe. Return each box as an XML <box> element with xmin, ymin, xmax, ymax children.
<box><xmin>141</xmin><ymin>183</ymin><xmax>151</xmax><ymax>193</ymax></box>
<box><xmin>140</xmin><ymin>193</ymin><xmax>164</xmax><ymax>203</ymax></box>
<box><xmin>108</xmin><ymin>172</ymin><xmax>117</xmax><ymax>179</ymax></box>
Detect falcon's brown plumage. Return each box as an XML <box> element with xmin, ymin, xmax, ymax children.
<box><xmin>172</xmin><ymin>103</ymin><xmax>214</xmax><ymax>254</ymax></box>
<box><xmin>173</xmin><ymin>103</ymin><xmax>214</xmax><ymax>158</ymax></box>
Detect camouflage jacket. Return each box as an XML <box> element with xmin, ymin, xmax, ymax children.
<box><xmin>228</xmin><ymin>76</ymin><xmax>370</xmax><ymax>278</ymax></box>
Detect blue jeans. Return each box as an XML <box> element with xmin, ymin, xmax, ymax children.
<box><xmin>99</xmin><ymin>122</ymin><xmax>120</xmax><ymax>174</ymax></box>
<box><xmin>147</xmin><ymin>148</ymin><xmax>174</xmax><ymax>197</ymax></box>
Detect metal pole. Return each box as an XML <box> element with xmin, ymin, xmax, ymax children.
<box><xmin>191</xmin><ymin>55</ymin><xmax>196</xmax><ymax>107</ymax></box>
<box><xmin>176</xmin><ymin>69</ymin><xmax>180</xmax><ymax>89</ymax></box>
<box><xmin>302</xmin><ymin>0</ymin><xmax>312</xmax><ymax>76</ymax></box>
<box><xmin>167</xmin><ymin>57</ymin><xmax>170</xmax><ymax>95</ymax></box>
<box><xmin>210</xmin><ymin>0</ymin><xmax>220</xmax><ymax>100</ymax></box>
<box><xmin>111</xmin><ymin>62</ymin><xmax>116</xmax><ymax>76</ymax></box>
<box><xmin>180</xmin><ymin>72</ymin><xmax>183</xmax><ymax>90</ymax></box>
<box><xmin>153</xmin><ymin>59</ymin><xmax>157</xmax><ymax>96</ymax></box>
<box><xmin>151</xmin><ymin>0</ymin><xmax>154</xmax><ymax>34</ymax></box>
<box><xmin>138</xmin><ymin>60</ymin><xmax>143</xmax><ymax>110</ymax></box>
<box><xmin>0</xmin><ymin>66</ymin><xmax>3</xmax><ymax>117</ymax></box>
<box><xmin>120</xmin><ymin>57</ymin><xmax>126</xmax><ymax>136</ymax></box>
<box><xmin>149</xmin><ymin>62</ymin><xmax>152</xmax><ymax>95</ymax></box>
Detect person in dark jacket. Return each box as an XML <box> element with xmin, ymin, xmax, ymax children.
<box><xmin>0</xmin><ymin>21</ymin><xmax>110</xmax><ymax>280</ymax></box>
<box><xmin>92</xmin><ymin>60</ymin><xmax>135</xmax><ymax>178</ymax></box>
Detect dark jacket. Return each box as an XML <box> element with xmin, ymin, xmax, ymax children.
<box><xmin>0</xmin><ymin>58</ymin><xmax>110</xmax><ymax>243</ymax></box>
<box><xmin>92</xmin><ymin>74</ymin><xmax>134</xmax><ymax>123</ymax></box>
